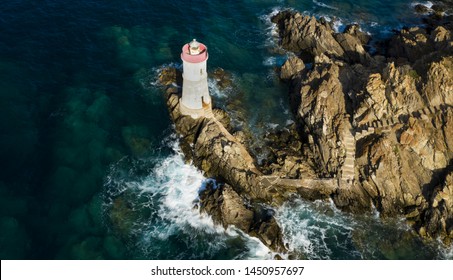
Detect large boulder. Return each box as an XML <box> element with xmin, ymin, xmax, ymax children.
<box><xmin>420</xmin><ymin>171</ymin><xmax>453</xmax><ymax>245</ymax></box>
<box><xmin>355</xmin><ymin>62</ymin><xmax>426</xmax><ymax>126</ymax></box>
<box><xmin>198</xmin><ymin>182</ymin><xmax>286</xmax><ymax>252</ymax></box>
<box><xmin>414</xmin><ymin>4</ymin><xmax>431</xmax><ymax>14</ymax></box>
<box><xmin>294</xmin><ymin>60</ymin><xmax>348</xmax><ymax>176</ymax></box>
<box><xmin>271</xmin><ymin>11</ymin><xmax>345</xmax><ymax>61</ymax></box>
<box><xmin>271</xmin><ymin>11</ymin><xmax>371</xmax><ymax>64</ymax></box>
<box><xmin>334</xmin><ymin>32</ymin><xmax>371</xmax><ymax>65</ymax></box>
<box><xmin>280</xmin><ymin>56</ymin><xmax>305</xmax><ymax>80</ymax></box>
<box><xmin>422</xmin><ymin>56</ymin><xmax>453</xmax><ymax>106</ymax></box>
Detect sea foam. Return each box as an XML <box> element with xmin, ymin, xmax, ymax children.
<box><xmin>313</xmin><ymin>0</ymin><xmax>338</xmax><ymax>10</ymax></box>
<box><xmin>104</xmin><ymin>135</ymin><xmax>272</xmax><ymax>259</ymax></box>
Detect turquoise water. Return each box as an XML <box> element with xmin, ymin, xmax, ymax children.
<box><xmin>0</xmin><ymin>0</ymin><xmax>451</xmax><ymax>259</ymax></box>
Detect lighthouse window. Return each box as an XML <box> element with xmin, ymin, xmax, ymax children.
<box><xmin>200</xmin><ymin>69</ymin><xmax>203</xmax><ymax>75</ymax></box>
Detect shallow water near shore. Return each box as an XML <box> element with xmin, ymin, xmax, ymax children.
<box><xmin>0</xmin><ymin>0</ymin><xmax>451</xmax><ymax>259</ymax></box>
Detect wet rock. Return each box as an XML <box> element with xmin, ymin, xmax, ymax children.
<box><xmin>158</xmin><ymin>67</ymin><xmax>182</xmax><ymax>86</ymax></box>
<box><xmin>414</xmin><ymin>4</ymin><xmax>431</xmax><ymax>14</ymax></box>
<box><xmin>212</xmin><ymin>68</ymin><xmax>233</xmax><ymax>89</ymax></box>
<box><xmin>109</xmin><ymin>196</ymin><xmax>137</xmax><ymax>236</ymax></box>
<box><xmin>431</xmin><ymin>4</ymin><xmax>446</xmax><ymax>14</ymax></box>
<box><xmin>199</xmin><ymin>183</ymin><xmax>286</xmax><ymax>252</ymax></box>
<box><xmin>121</xmin><ymin>126</ymin><xmax>152</xmax><ymax>157</ymax></box>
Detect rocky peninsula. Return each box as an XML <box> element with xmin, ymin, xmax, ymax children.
<box><xmin>160</xmin><ymin>7</ymin><xmax>453</xmax><ymax>254</ymax></box>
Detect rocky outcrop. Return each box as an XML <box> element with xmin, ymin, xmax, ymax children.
<box><xmin>260</xmin><ymin>124</ymin><xmax>318</xmax><ymax>179</ymax></box>
<box><xmin>160</xmin><ymin>7</ymin><xmax>453</xmax><ymax>250</ymax></box>
<box><xmin>162</xmin><ymin>69</ymin><xmax>332</xmax><ymax>253</ymax></box>
<box><xmin>291</xmin><ymin>57</ymin><xmax>352</xmax><ymax>177</ymax></box>
<box><xmin>387</xmin><ymin>22</ymin><xmax>452</xmax><ymax>64</ymax></box>
<box><xmin>271</xmin><ymin>11</ymin><xmax>370</xmax><ymax>64</ymax></box>
<box><xmin>422</xmin><ymin>56</ymin><xmax>453</xmax><ymax>106</ymax></box>
<box><xmin>274</xmin><ymin>9</ymin><xmax>453</xmax><ymax>243</ymax></box>
<box><xmin>414</xmin><ymin>4</ymin><xmax>431</xmax><ymax>14</ymax></box>
<box><xmin>271</xmin><ymin>11</ymin><xmax>344</xmax><ymax>61</ymax></box>
<box><xmin>280</xmin><ymin>56</ymin><xmax>305</xmax><ymax>80</ymax></box>
<box><xmin>355</xmin><ymin>62</ymin><xmax>425</xmax><ymax>126</ymax></box>
<box><xmin>198</xmin><ymin>181</ymin><xmax>286</xmax><ymax>252</ymax></box>
<box><xmin>420</xmin><ymin>171</ymin><xmax>453</xmax><ymax>245</ymax></box>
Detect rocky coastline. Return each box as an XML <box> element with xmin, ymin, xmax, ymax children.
<box><xmin>160</xmin><ymin>7</ymin><xmax>453</xmax><ymax>254</ymax></box>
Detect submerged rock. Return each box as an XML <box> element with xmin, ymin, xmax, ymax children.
<box><xmin>212</xmin><ymin>68</ymin><xmax>234</xmax><ymax>89</ymax></box>
<box><xmin>414</xmin><ymin>4</ymin><xmax>431</xmax><ymax>14</ymax></box>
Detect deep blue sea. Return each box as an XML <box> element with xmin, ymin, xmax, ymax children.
<box><xmin>1</xmin><ymin>0</ymin><xmax>452</xmax><ymax>259</ymax></box>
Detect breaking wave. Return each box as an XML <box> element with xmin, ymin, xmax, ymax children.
<box><xmin>103</xmin><ymin>135</ymin><xmax>272</xmax><ymax>259</ymax></box>
<box><xmin>313</xmin><ymin>0</ymin><xmax>338</xmax><ymax>10</ymax></box>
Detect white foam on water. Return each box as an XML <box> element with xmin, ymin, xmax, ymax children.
<box><xmin>285</xmin><ymin>119</ymin><xmax>294</xmax><ymax>126</ymax></box>
<box><xmin>317</xmin><ymin>15</ymin><xmax>345</xmax><ymax>33</ymax></box>
<box><xmin>259</xmin><ymin>7</ymin><xmax>287</xmax><ymax>49</ymax></box>
<box><xmin>370</xmin><ymin>202</ymin><xmax>381</xmax><ymax>219</ymax></box>
<box><xmin>279</xmin><ymin>98</ymin><xmax>290</xmax><ymax>116</ymax></box>
<box><xmin>263</xmin><ymin>56</ymin><xmax>277</xmax><ymax>66</ymax></box>
<box><xmin>331</xmin><ymin>18</ymin><xmax>345</xmax><ymax>33</ymax></box>
<box><xmin>104</xmin><ymin>136</ymin><xmax>272</xmax><ymax>259</ymax></box>
<box><xmin>313</xmin><ymin>0</ymin><xmax>338</xmax><ymax>10</ymax></box>
<box><xmin>411</xmin><ymin>1</ymin><xmax>434</xmax><ymax>9</ymax></box>
<box><xmin>146</xmin><ymin>62</ymin><xmax>182</xmax><ymax>89</ymax></box>
<box><xmin>267</xmin><ymin>123</ymin><xmax>280</xmax><ymax>130</ymax></box>
<box><xmin>208</xmin><ymin>78</ymin><xmax>228</xmax><ymax>99</ymax></box>
<box><xmin>438</xmin><ymin>242</ymin><xmax>453</xmax><ymax>260</ymax></box>
<box><xmin>276</xmin><ymin>198</ymin><xmax>359</xmax><ymax>259</ymax></box>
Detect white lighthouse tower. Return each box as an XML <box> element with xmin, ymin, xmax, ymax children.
<box><xmin>180</xmin><ymin>39</ymin><xmax>211</xmax><ymax>118</ymax></box>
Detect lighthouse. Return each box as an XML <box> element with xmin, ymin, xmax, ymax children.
<box><xmin>180</xmin><ymin>39</ymin><xmax>211</xmax><ymax>118</ymax></box>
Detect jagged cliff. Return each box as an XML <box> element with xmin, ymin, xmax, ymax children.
<box><xmin>272</xmin><ymin>9</ymin><xmax>453</xmax><ymax>244</ymax></box>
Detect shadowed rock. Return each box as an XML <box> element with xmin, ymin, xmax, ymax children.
<box><xmin>273</xmin><ymin>9</ymin><xmax>453</xmax><ymax>244</ymax></box>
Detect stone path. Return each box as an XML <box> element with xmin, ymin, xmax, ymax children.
<box><xmin>354</xmin><ymin>104</ymin><xmax>451</xmax><ymax>140</ymax></box>
<box><xmin>203</xmin><ymin>104</ymin><xmax>339</xmax><ymax>195</ymax></box>
<box><xmin>201</xmin><ymin>101</ymin><xmax>451</xmax><ymax>193</ymax></box>
<box><xmin>203</xmin><ymin>104</ymin><xmax>262</xmax><ymax>174</ymax></box>
<box><xmin>258</xmin><ymin>175</ymin><xmax>337</xmax><ymax>195</ymax></box>
<box><xmin>341</xmin><ymin>119</ymin><xmax>356</xmax><ymax>187</ymax></box>
<box><xmin>339</xmin><ymin>104</ymin><xmax>452</xmax><ymax>187</ymax></box>
<box><xmin>203</xmin><ymin>104</ymin><xmax>214</xmax><ymax>119</ymax></box>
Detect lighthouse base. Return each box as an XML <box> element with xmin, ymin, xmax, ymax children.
<box><xmin>179</xmin><ymin>100</ymin><xmax>212</xmax><ymax>119</ymax></box>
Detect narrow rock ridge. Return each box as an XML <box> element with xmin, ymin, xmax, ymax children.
<box><xmin>161</xmin><ymin>74</ymin><xmax>338</xmax><ymax>252</ymax></box>
<box><xmin>165</xmin><ymin>85</ymin><xmax>336</xmax><ymax>204</ymax></box>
